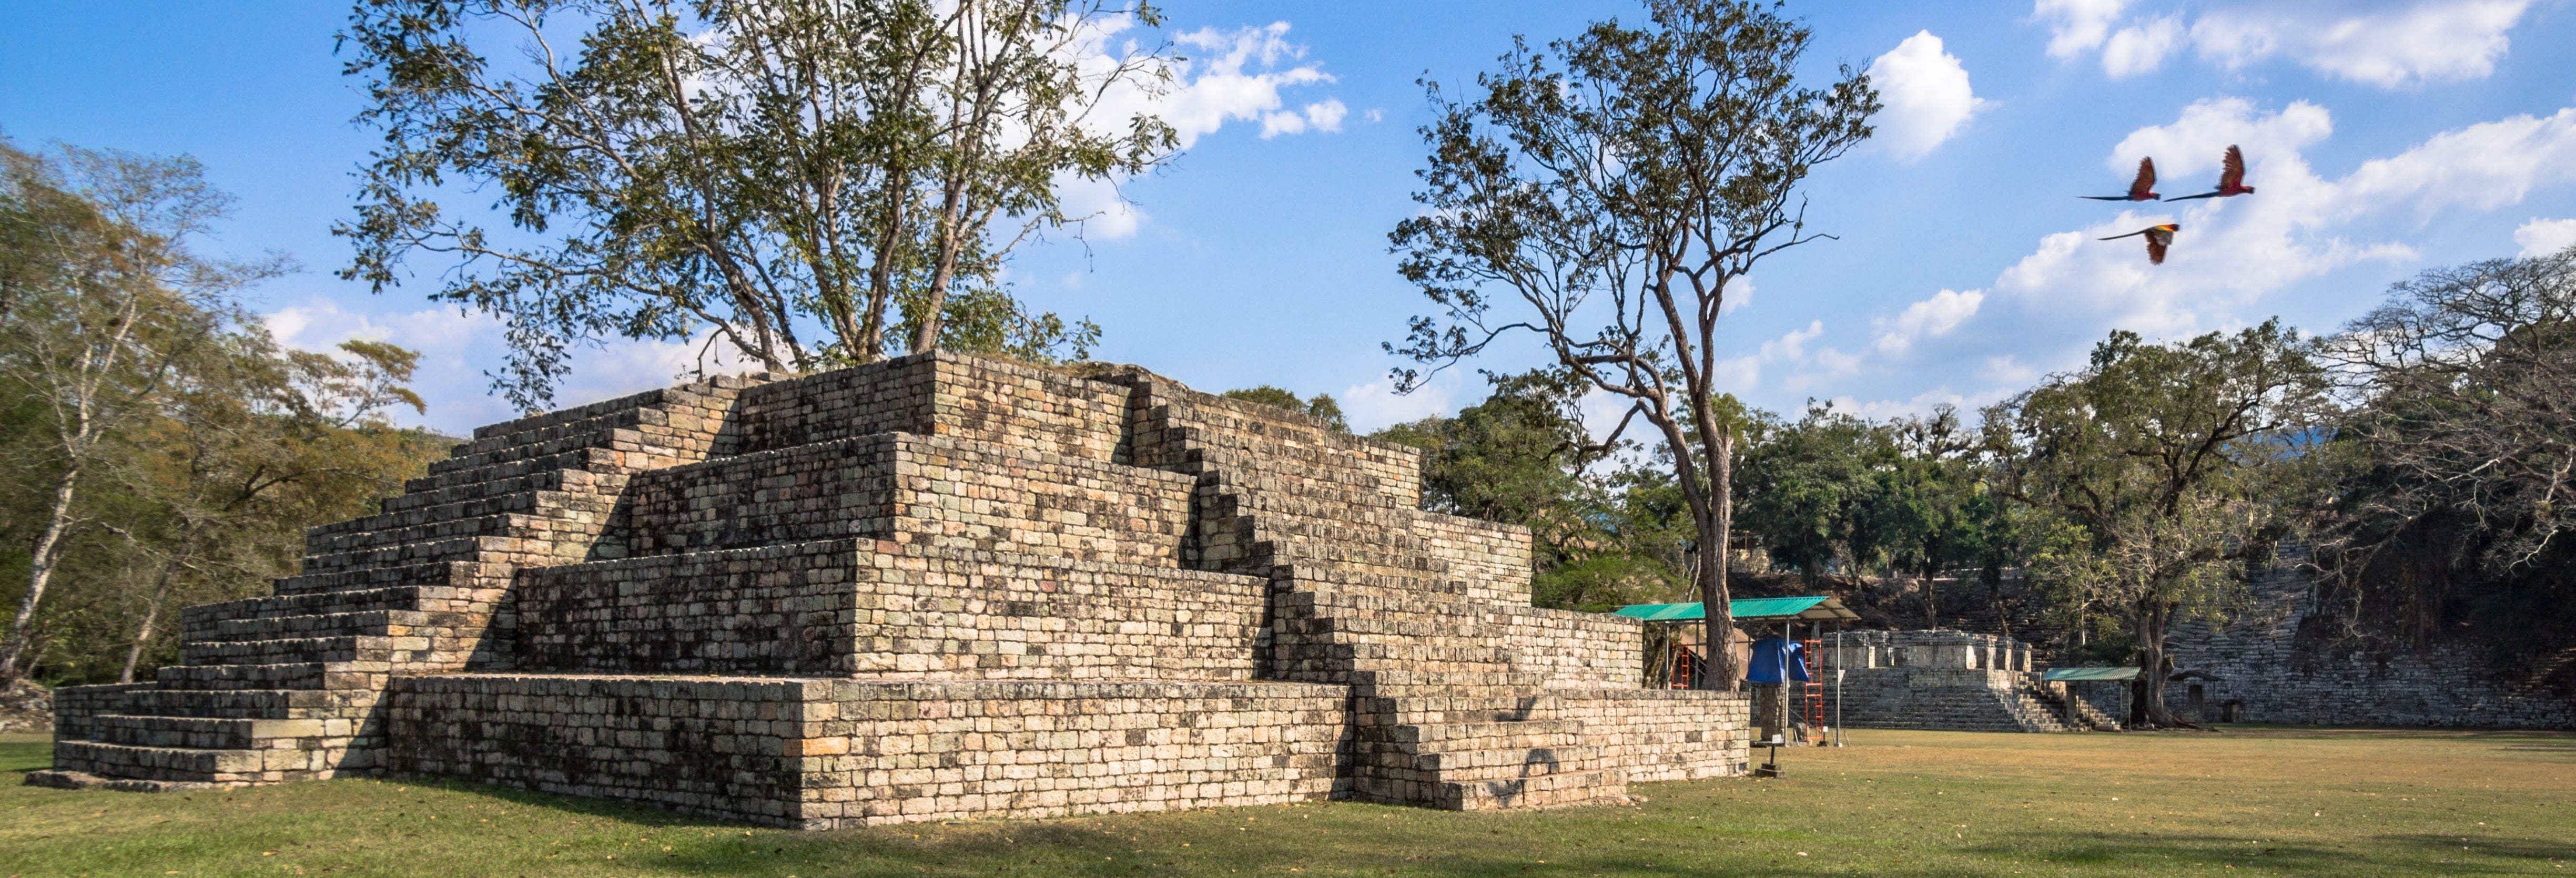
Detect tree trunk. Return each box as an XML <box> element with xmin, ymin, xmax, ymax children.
<box><xmin>119</xmin><ymin>563</ymin><xmax>177</xmax><ymax>685</ymax></box>
<box><xmin>0</xmin><ymin>466</ymin><xmax>82</xmax><ymax>684</ymax></box>
<box><xmin>2129</xmin><ymin>600</ymin><xmax>2176</xmax><ymax>728</ymax></box>
<box><xmin>1698</xmin><ymin>431</ymin><xmax>1739</xmax><ymax>692</ymax></box>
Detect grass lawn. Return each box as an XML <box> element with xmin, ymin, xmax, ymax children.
<box><xmin>4</xmin><ymin>726</ymin><xmax>2572</xmax><ymax>876</ymax></box>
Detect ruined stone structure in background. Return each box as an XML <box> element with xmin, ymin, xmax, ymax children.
<box><xmin>2166</xmin><ymin>560</ymin><xmax>2575</xmax><ymax>729</ymax></box>
<box><xmin>31</xmin><ymin>352</ymin><xmax>1746</xmax><ymax>826</ymax></box>
<box><xmin>1826</xmin><ymin>630</ymin><xmax>2121</xmax><ymax>733</ymax></box>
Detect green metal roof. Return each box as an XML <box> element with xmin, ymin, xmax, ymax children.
<box><xmin>2042</xmin><ymin>666</ymin><xmax>2142</xmax><ymax>682</ymax></box>
<box><xmin>1611</xmin><ymin>596</ymin><xmax>1859</xmax><ymax>622</ymax></box>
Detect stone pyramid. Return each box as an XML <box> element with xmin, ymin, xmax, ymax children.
<box><xmin>36</xmin><ymin>352</ymin><xmax>1747</xmax><ymax>826</ymax></box>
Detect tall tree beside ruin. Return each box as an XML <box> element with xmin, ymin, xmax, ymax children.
<box><xmin>340</xmin><ymin>0</ymin><xmax>1174</xmax><ymax>411</ymax></box>
<box><xmin>1387</xmin><ymin>0</ymin><xmax>1877</xmax><ymax>689</ymax></box>
<box><xmin>0</xmin><ymin>139</ymin><xmax>286</xmax><ymax>685</ymax></box>
<box><xmin>1984</xmin><ymin>323</ymin><xmax>2329</xmax><ymax>727</ymax></box>
<box><xmin>2311</xmin><ymin>248</ymin><xmax>2576</xmax><ymax>676</ymax></box>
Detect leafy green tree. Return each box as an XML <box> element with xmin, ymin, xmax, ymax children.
<box><xmin>1387</xmin><ymin>0</ymin><xmax>1877</xmax><ymax>689</ymax></box>
<box><xmin>1221</xmin><ymin>385</ymin><xmax>1347</xmax><ymax>432</ymax></box>
<box><xmin>1984</xmin><ymin>322</ymin><xmax>2329</xmax><ymax>727</ymax></box>
<box><xmin>0</xmin><ymin>138</ymin><xmax>287</xmax><ymax>685</ymax></box>
<box><xmin>340</xmin><ymin>0</ymin><xmax>1168</xmax><ymax>409</ymax></box>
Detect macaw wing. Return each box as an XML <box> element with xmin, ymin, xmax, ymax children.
<box><xmin>2146</xmin><ymin>227</ymin><xmax>2174</xmax><ymax>264</ymax></box>
<box><xmin>2219</xmin><ymin>145</ymin><xmax>2246</xmax><ymax>190</ymax></box>
<box><xmin>2129</xmin><ymin>157</ymin><xmax>2158</xmax><ymax>199</ymax></box>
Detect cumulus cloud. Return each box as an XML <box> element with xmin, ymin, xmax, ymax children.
<box><xmin>2038</xmin><ymin>0</ymin><xmax>2533</xmax><ymax>89</ymax></box>
<box><xmin>1069</xmin><ymin>19</ymin><xmax>1343</xmax><ymax>239</ymax></box>
<box><xmin>2035</xmin><ymin>0</ymin><xmax>2131</xmax><ymax>58</ymax></box>
<box><xmin>2519</xmin><ymin>218</ymin><xmax>2576</xmax><ymax>257</ymax></box>
<box><xmin>1873</xmin><ymin>288</ymin><xmax>1985</xmax><ymax>353</ymax></box>
<box><xmin>2190</xmin><ymin>0</ymin><xmax>2529</xmax><ymax>88</ymax></box>
<box><xmin>2099</xmin><ymin>16</ymin><xmax>2183</xmax><ymax>78</ymax></box>
<box><xmin>1865</xmin><ymin>32</ymin><xmax>1990</xmax><ymax>160</ymax></box>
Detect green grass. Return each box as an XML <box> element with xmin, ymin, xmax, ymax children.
<box><xmin>5</xmin><ymin>726</ymin><xmax>2573</xmax><ymax>876</ymax></box>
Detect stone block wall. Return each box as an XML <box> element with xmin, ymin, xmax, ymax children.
<box><xmin>1495</xmin><ymin>607</ymin><xmax>1645</xmax><ymax>688</ymax></box>
<box><xmin>384</xmin><ymin>675</ymin><xmax>1350</xmax><ymax>829</ymax></box>
<box><xmin>2166</xmin><ymin>561</ymin><xmax>2576</xmax><ymax>728</ymax></box>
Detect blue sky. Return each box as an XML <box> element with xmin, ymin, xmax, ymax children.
<box><xmin>7</xmin><ymin>1</ymin><xmax>2575</xmax><ymax>436</ymax></box>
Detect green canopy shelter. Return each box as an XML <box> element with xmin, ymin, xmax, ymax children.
<box><xmin>1611</xmin><ymin>595</ymin><xmax>1861</xmax><ymax>622</ymax></box>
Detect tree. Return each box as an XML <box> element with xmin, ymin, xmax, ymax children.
<box><xmin>0</xmin><ymin>139</ymin><xmax>287</xmax><ymax>685</ymax></box>
<box><xmin>1388</xmin><ymin>0</ymin><xmax>1877</xmax><ymax>690</ymax></box>
<box><xmin>1373</xmin><ymin>370</ymin><xmax>1682</xmax><ymax>611</ymax></box>
<box><xmin>95</xmin><ymin>336</ymin><xmax>428</xmax><ymax>682</ymax></box>
<box><xmin>340</xmin><ymin>0</ymin><xmax>1170</xmax><ymax>410</ymax></box>
<box><xmin>2311</xmin><ymin>249</ymin><xmax>2576</xmax><ymax>678</ymax></box>
<box><xmin>1984</xmin><ymin>323</ymin><xmax>2328</xmax><ymax>727</ymax></box>
<box><xmin>1221</xmin><ymin>385</ymin><xmax>1347</xmax><ymax>432</ymax></box>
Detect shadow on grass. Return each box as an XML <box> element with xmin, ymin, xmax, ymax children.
<box><xmin>2379</xmin><ymin>833</ymin><xmax>2576</xmax><ymax>863</ymax></box>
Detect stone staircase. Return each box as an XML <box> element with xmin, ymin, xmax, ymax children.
<box><xmin>29</xmin><ymin>378</ymin><xmax>754</xmax><ymax>790</ymax></box>
<box><xmin>1109</xmin><ymin>373</ymin><xmax>1632</xmax><ymax>809</ymax></box>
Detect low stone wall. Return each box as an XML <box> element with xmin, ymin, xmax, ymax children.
<box><xmin>1569</xmin><ymin>689</ymin><xmax>1749</xmax><ymax>782</ymax></box>
<box><xmin>385</xmin><ymin>675</ymin><xmax>1350</xmax><ymax>828</ymax></box>
<box><xmin>386</xmin><ymin>675</ymin><xmax>816</xmax><ymax>825</ymax></box>
<box><xmin>799</xmin><ymin>679</ymin><xmax>1349</xmax><ymax>826</ymax></box>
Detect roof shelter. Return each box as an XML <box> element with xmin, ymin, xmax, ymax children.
<box><xmin>1611</xmin><ymin>596</ymin><xmax>1861</xmax><ymax>623</ymax></box>
<box><xmin>2041</xmin><ymin>667</ymin><xmax>2142</xmax><ymax>682</ymax></box>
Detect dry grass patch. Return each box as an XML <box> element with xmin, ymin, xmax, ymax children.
<box><xmin>4</xmin><ymin>726</ymin><xmax>2573</xmax><ymax>875</ymax></box>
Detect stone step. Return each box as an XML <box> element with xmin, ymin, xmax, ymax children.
<box><xmin>200</xmin><ymin>610</ymin><xmax>429</xmax><ymax>643</ymax></box>
<box><xmin>52</xmin><ymin>740</ymin><xmax>265</xmax><ymax>783</ymax></box>
<box><xmin>83</xmin><ymin>713</ymin><xmax>336</xmax><ymax>750</ymax></box>
<box><xmin>180</xmin><ymin>635</ymin><xmax>405</xmax><ymax>667</ymax></box>
<box><xmin>302</xmin><ymin>510</ymin><xmax>545</xmax><ymax>559</ymax></box>
<box><xmin>154</xmin><ymin>662</ymin><xmax>341</xmax><ymax>691</ymax></box>
<box><xmin>310</xmin><ymin>490</ymin><xmax>551</xmax><ymax>542</ymax></box>
<box><xmin>268</xmin><ymin>560</ymin><xmax>483</xmax><ymax>597</ymax></box>
<box><xmin>22</xmin><ymin>769</ymin><xmax>231</xmax><ymax>793</ymax></box>
<box><xmin>431</xmin><ymin>411</ymin><xmax>643</xmax><ymax>475</ymax></box>
<box><xmin>124</xmin><ymin>687</ymin><xmax>379</xmax><ymax>720</ymax></box>
<box><xmin>403</xmin><ymin>447</ymin><xmax>621</xmax><ymax>494</ymax></box>
<box><xmin>378</xmin><ymin>466</ymin><xmax>582</xmax><ymax>514</ymax></box>
<box><xmin>183</xmin><ymin>586</ymin><xmax>428</xmax><ymax>629</ymax></box>
<box><xmin>1442</xmin><ymin>769</ymin><xmax>1626</xmax><ymax>811</ymax></box>
<box><xmin>296</xmin><ymin>535</ymin><xmax>499</xmax><ymax>575</ymax></box>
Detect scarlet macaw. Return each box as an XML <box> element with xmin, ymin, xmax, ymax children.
<box><xmin>2081</xmin><ymin>158</ymin><xmax>2160</xmax><ymax>202</ymax></box>
<box><xmin>2167</xmin><ymin>145</ymin><xmax>2256</xmax><ymax>201</ymax></box>
<box><xmin>2100</xmin><ymin>223</ymin><xmax>2180</xmax><ymax>265</ymax></box>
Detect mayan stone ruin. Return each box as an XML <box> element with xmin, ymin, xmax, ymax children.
<box><xmin>30</xmin><ymin>351</ymin><xmax>1749</xmax><ymax>827</ymax></box>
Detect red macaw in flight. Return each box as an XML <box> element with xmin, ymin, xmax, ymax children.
<box><xmin>2101</xmin><ymin>223</ymin><xmax>2180</xmax><ymax>265</ymax></box>
<box><xmin>2168</xmin><ymin>145</ymin><xmax>2256</xmax><ymax>201</ymax></box>
<box><xmin>2082</xmin><ymin>158</ymin><xmax>2160</xmax><ymax>202</ymax></box>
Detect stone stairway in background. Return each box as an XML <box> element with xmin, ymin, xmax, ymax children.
<box><xmin>28</xmin><ymin>378</ymin><xmax>755</xmax><ymax>790</ymax></box>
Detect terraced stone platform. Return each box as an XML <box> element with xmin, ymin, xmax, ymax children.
<box><xmin>35</xmin><ymin>352</ymin><xmax>1747</xmax><ymax>825</ymax></box>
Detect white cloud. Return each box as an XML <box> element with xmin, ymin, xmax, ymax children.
<box><xmin>1716</xmin><ymin>320</ymin><xmax>1827</xmax><ymax>393</ymax></box>
<box><xmin>2041</xmin><ymin>1</ymin><xmax>2532</xmax><ymax>89</ymax></box>
<box><xmin>2191</xmin><ymin>1</ymin><xmax>2529</xmax><ymax>88</ymax></box>
<box><xmin>2108</xmin><ymin>96</ymin><xmax>2332</xmax><ymax>179</ymax></box>
<box><xmin>2336</xmin><ymin>107</ymin><xmax>2576</xmax><ymax>219</ymax></box>
<box><xmin>1866</xmin><ymin>32</ymin><xmax>1990</xmax><ymax>160</ymax></box>
<box><xmin>1067</xmin><ymin>19</ymin><xmax>1343</xmax><ymax>239</ymax></box>
<box><xmin>1873</xmin><ymin>288</ymin><xmax>1985</xmax><ymax>353</ymax></box>
<box><xmin>1149</xmin><ymin>23</ymin><xmax>1338</xmax><ymax>148</ymax></box>
<box><xmin>2100</xmin><ymin>16</ymin><xmax>2183</xmax><ymax>78</ymax></box>
<box><xmin>2517</xmin><ymin>218</ymin><xmax>2576</xmax><ymax>257</ymax></box>
<box><xmin>1339</xmin><ymin>372</ymin><xmax>1458</xmax><ymax>433</ymax></box>
<box><xmin>2035</xmin><ymin>0</ymin><xmax>2132</xmax><ymax>58</ymax></box>
<box><xmin>1979</xmin><ymin>355</ymin><xmax>2041</xmax><ymax>385</ymax></box>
